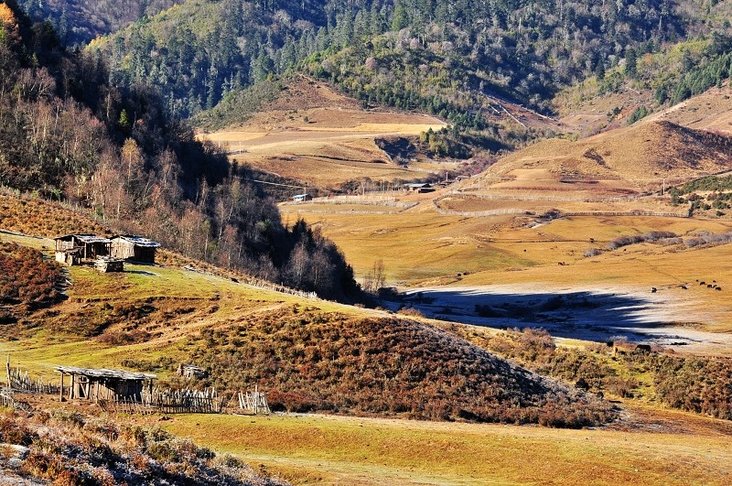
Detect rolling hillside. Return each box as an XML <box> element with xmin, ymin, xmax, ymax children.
<box><xmin>74</xmin><ymin>0</ymin><xmax>704</xmax><ymax>162</ymax></box>
<box><xmin>469</xmin><ymin>119</ymin><xmax>732</xmax><ymax>195</ymax></box>
<box><xmin>198</xmin><ymin>76</ymin><xmax>453</xmax><ymax>189</ymax></box>
<box><xmin>0</xmin><ymin>200</ymin><xmax>612</xmax><ymax>426</ymax></box>
<box><xmin>3</xmin><ymin>198</ymin><xmax>732</xmax><ymax>485</ymax></box>
<box><xmin>278</xmin><ymin>88</ymin><xmax>732</xmax><ymax>350</ymax></box>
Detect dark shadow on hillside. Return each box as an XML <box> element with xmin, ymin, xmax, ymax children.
<box><xmin>125</xmin><ymin>270</ymin><xmax>157</xmax><ymax>276</ymax></box>
<box><xmin>402</xmin><ymin>289</ymin><xmax>696</xmax><ymax>345</ymax></box>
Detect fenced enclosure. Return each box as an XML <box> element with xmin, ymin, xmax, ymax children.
<box><xmin>100</xmin><ymin>387</ymin><xmax>223</xmax><ymax>414</ymax></box>
<box><xmin>4</xmin><ymin>358</ymin><xmax>272</xmax><ymax>417</ymax></box>
<box><xmin>6</xmin><ymin>361</ymin><xmax>59</xmax><ymax>395</ymax></box>
<box><xmin>238</xmin><ymin>387</ymin><xmax>270</xmax><ymax>415</ymax></box>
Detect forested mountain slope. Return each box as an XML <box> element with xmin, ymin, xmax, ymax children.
<box><xmin>16</xmin><ymin>0</ymin><xmax>185</xmax><ymax>44</ymax></box>
<box><xmin>0</xmin><ymin>0</ymin><xmax>358</xmax><ymax>300</ymax></box>
<box><xmin>17</xmin><ymin>0</ymin><xmax>732</xmax><ymax>158</ymax></box>
<box><xmin>79</xmin><ymin>0</ymin><xmax>685</xmax><ymax>155</ymax></box>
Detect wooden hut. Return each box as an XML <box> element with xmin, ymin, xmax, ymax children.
<box><xmin>55</xmin><ymin>366</ymin><xmax>155</xmax><ymax>403</ymax></box>
<box><xmin>110</xmin><ymin>235</ymin><xmax>161</xmax><ymax>264</ymax></box>
<box><xmin>177</xmin><ymin>363</ymin><xmax>208</xmax><ymax>379</ymax></box>
<box><xmin>54</xmin><ymin>234</ymin><xmax>111</xmax><ymax>264</ymax></box>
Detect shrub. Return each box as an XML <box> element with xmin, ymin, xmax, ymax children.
<box><xmin>0</xmin><ymin>242</ymin><xmax>63</xmax><ymax>310</ymax></box>
<box><xmin>181</xmin><ymin>307</ymin><xmax>615</xmax><ymax>427</ymax></box>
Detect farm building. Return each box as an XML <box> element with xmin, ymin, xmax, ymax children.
<box><xmin>55</xmin><ymin>366</ymin><xmax>155</xmax><ymax>403</ymax></box>
<box><xmin>111</xmin><ymin>235</ymin><xmax>161</xmax><ymax>264</ymax></box>
<box><xmin>404</xmin><ymin>183</ymin><xmax>434</xmax><ymax>193</ymax></box>
<box><xmin>291</xmin><ymin>193</ymin><xmax>312</xmax><ymax>203</ymax></box>
<box><xmin>177</xmin><ymin>363</ymin><xmax>208</xmax><ymax>379</ymax></box>
<box><xmin>54</xmin><ymin>234</ymin><xmax>111</xmax><ymax>264</ymax></box>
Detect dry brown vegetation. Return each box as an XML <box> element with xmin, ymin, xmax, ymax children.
<box><xmin>468</xmin><ymin>120</ymin><xmax>732</xmax><ymax>197</ymax></box>
<box><xmin>199</xmin><ymin>77</ymin><xmax>452</xmax><ymax>190</ymax></box>
<box><xmin>0</xmin><ymin>233</ymin><xmax>614</xmax><ymax>429</ymax></box>
<box><xmin>174</xmin><ymin>305</ymin><xmax>615</xmax><ymax>427</ymax></box>
<box><xmin>0</xmin><ymin>241</ymin><xmax>64</xmax><ymax>324</ymax></box>
<box><xmin>0</xmin><ymin>193</ymin><xmax>109</xmax><ymax>238</ymax></box>
<box><xmin>453</xmin><ymin>326</ymin><xmax>732</xmax><ymax>420</ymax></box>
<box><xmin>0</xmin><ymin>407</ymin><xmax>285</xmax><ymax>485</ymax></box>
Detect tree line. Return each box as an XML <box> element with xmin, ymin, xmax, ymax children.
<box><xmin>0</xmin><ymin>0</ymin><xmax>359</xmax><ymax>301</ymax></box>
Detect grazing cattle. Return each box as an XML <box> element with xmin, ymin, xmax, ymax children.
<box><xmin>651</xmin><ymin>287</ymin><xmax>657</xmax><ymax>293</ymax></box>
<box><xmin>611</xmin><ymin>341</ymin><xmax>652</xmax><ymax>356</ymax></box>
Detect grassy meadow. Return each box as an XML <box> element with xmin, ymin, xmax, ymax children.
<box><xmin>153</xmin><ymin>411</ymin><xmax>732</xmax><ymax>485</ymax></box>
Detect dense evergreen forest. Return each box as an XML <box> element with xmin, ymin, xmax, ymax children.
<box><xmin>84</xmin><ymin>0</ymin><xmax>682</xmax><ymax>117</ymax></box>
<box><xmin>16</xmin><ymin>0</ymin><xmax>185</xmax><ymax>44</ymax></box>
<box><xmin>0</xmin><ymin>0</ymin><xmax>359</xmax><ymax>300</ymax></box>
<box><xmin>18</xmin><ymin>1</ymin><xmax>732</xmax><ymax>158</ymax></box>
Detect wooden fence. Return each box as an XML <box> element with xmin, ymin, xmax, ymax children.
<box><xmin>5</xmin><ymin>363</ymin><xmax>59</xmax><ymax>395</ymax></box>
<box><xmin>0</xmin><ymin>388</ymin><xmax>31</xmax><ymax>411</ymax></box>
<box><xmin>238</xmin><ymin>387</ymin><xmax>270</xmax><ymax>415</ymax></box>
<box><xmin>100</xmin><ymin>387</ymin><xmax>223</xmax><ymax>414</ymax></box>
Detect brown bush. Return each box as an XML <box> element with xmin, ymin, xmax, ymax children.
<box><xmin>2</xmin><ymin>409</ymin><xmax>285</xmax><ymax>485</ymax></box>
<box><xmin>0</xmin><ymin>242</ymin><xmax>64</xmax><ymax>311</ymax></box>
<box><xmin>180</xmin><ymin>306</ymin><xmax>615</xmax><ymax>427</ymax></box>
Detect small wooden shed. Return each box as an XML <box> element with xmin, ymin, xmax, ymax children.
<box><xmin>54</xmin><ymin>234</ymin><xmax>111</xmax><ymax>262</ymax></box>
<box><xmin>177</xmin><ymin>363</ymin><xmax>208</xmax><ymax>379</ymax></box>
<box><xmin>55</xmin><ymin>366</ymin><xmax>155</xmax><ymax>403</ymax></box>
<box><xmin>111</xmin><ymin>235</ymin><xmax>161</xmax><ymax>264</ymax></box>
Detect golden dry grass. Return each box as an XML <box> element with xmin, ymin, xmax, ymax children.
<box><xmin>3</xmin><ymin>222</ymin><xmax>732</xmax><ymax>486</ymax></box>
<box><xmin>466</xmin><ymin>120</ymin><xmax>732</xmax><ymax>195</ymax></box>
<box><xmin>644</xmin><ymin>84</ymin><xmax>732</xmax><ymax>135</ymax></box>
<box><xmin>198</xmin><ymin>78</ymin><xmax>447</xmax><ymax>189</ymax></box>
<box><xmin>281</xmin><ymin>195</ymin><xmax>732</xmax><ymax>340</ymax></box>
<box><xmin>0</xmin><ymin>233</ymin><xmax>372</xmax><ymax>381</ymax></box>
<box><xmin>156</xmin><ymin>411</ymin><xmax>732</xmax><ymax>485</ymax></box>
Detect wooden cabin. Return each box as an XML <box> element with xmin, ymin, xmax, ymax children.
<box><xmin>54</xmin><ymin>234</ymin><xmax>111</xmax><ymax>265</ymax></box>
<box><xmin>55</xmin><ymin>366</ymin><xmax>155</xmax><ymax>403</ymax></box>
<box><xmin>110</xmin><ymin>235</ymin><xmax>160</xmax><ymax>264</ymax></box>
<box><xmin>177</xmin><ymin>363</ymin><xmax>208</xmax><ymax>379</ymax></box>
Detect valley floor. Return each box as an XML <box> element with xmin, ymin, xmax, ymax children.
<box><xmin>2</xmin><ymin>201</ymin><xmax>731</xmax><ymax>485</ymax></box>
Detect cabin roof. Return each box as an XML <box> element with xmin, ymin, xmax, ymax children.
<box><xmin>54</xmin><ymin>234</ymin><xmax>112</xmax><ymax>244</ymax></box>
<box><xmin>112</xmin><ymin>235</ymin><xmax>161</xmax><ymax>248</ymax></box>
<box><xmin>54</xmin><ymin>366</ymin><xmax>156</xmax><ymax>381</ymax></box>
